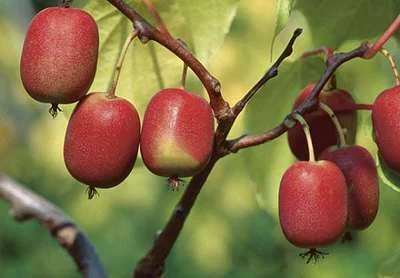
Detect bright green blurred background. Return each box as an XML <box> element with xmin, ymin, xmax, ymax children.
<box><xmin>1</xmin><ymin>0</ymin><xmax>400</xmax><ymax>277</ymax></box>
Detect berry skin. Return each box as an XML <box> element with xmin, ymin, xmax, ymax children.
<box><xmin>279</xmin><ymin>160</ymin><xmax>348</xmax><ymax>248</ymax></box>
<box><xmin>64</xmin><ymin>93</ymin><xmax>140</xmax><ymax>189</ymax></box>
<box><xmin>372</xmin><ymin>85</ymin><xmax>400</xmax><ymax>173</ymax></box>
<box><xmin>287</xmin><ymin>84</ymin><xmax>356</xmax><ymax>160</ymax></box>
<box><xmin>320</xmin><ymin>145</ymin><xmax>379</xmax><ymax>230</ymax></box>
<box><xmin>140</xmin><ymin>88</ymin><xmax>214</xmax><ymax>178</ymax></box>
<box><xmin>20</xmin><ymin>7</ymin><xmax>99</xmax><ymax>105</ymax></box>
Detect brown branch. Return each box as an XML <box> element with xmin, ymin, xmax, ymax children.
<box><xmin>226</xmin><ymin>123</ymin><xmax>288</xmax><ymax>154</ymax></box>
<box><xmin>133</xmin><ymin>156</ymin><xmax>219</xmax><ymax>278</ymax></box>
<box><xmin>106</xmin><ymin>0</ymin><xmax>231</xmax><ymax>120</ymax></box>
<box><xmin>0</xmin><ymin>174</ymin><xmax>106</xmax><ymax>278</ymax></box>
<box><xmin>226</xmin><ymin>43</ymin><xmax>369</xmax><ymax>154</ymax></box>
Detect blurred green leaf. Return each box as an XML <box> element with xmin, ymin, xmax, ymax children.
<box><xmin>271</xmin><ymin>0</ymin><xmax>294</xmax><ymax>58</ymax></box>
<box><xmin>293</xmin><ymin>0</ymin><xmax>400</xmax><ymax>48</ymax></box>
<box><xmin>177</xmin><ymin>0</ymin><xmax>239</xmax><ymax>64</ymax></box>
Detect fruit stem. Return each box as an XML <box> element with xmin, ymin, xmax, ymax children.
<box><xmin>364</xmin><ymin>15</ymin><xmax>400</xmax><ymax>59</ymax></box>
<box><xmin>319</xmin><ymin>103</ymin><xmax>346</xmax><ymax>147</ymax></box>
<box><xmin>292</xmin><ymin>113</ymin><xmax>315</xmax><ymax>162</ymax></box>
<box><xmin>379</xmin><ymin>48</ymin><xmax>400</xmax><ymax>86</ymax></box>
<box><xmin>353</xmin><ymin>103</ymin><xmax>373</xmax><ymax>111</ymax></box>
<box><xmin>107</xmin><ymin>31</ymin><xmax>138</xmax><ymax>98</ymax></box>
<box><xmin>60</xmin><ymin>0</ymin><xmax>73</xmax><ymax>8</ymax></box>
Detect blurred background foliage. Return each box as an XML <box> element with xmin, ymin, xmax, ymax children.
<box><xmin>0</xmin><ymin>0</ymin><xmax>400</xmax><ymax>277</ymax></box>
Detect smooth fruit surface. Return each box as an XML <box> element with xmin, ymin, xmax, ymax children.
<box><xmin>287</xmin><ymin>84</ymin><xmax>357</xmax><ymax>160</ymax></box>
<box><xmin>64</xmin><ymin>93</ymin><xmax>140</xmax><ymax>188</ymax></box>
<box><xmin>320</xmin><ymin>145</ymin><xmax>379</xmax><ymax>230</ymax></box>
<box><xmin>279</xmin><ymin>160</ymin><xmax>348</xmax><ymax>248</ymax></box>
<box><xmin>20</xmin><ymin>7</ymin><xmax>99</xmax><ymax>104</ymax></box>
<box><xmin>140</xmin><ymin>88</ymin><xmax>214</xmax><ymax>177</ymax></box>
<box><xmin>372</xmin><ymin>85</ymin><xmax>400</xmax><ymax>173</ymax></box>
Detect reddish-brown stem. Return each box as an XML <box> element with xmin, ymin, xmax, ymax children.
<box><xmin>353</xmin><ymin>103</ymin><xmax>373</xmax><ymax>111</ymax></box>
<box><xmin>364</xmin><ymin>15</ymin><xmax>400</xmax><ymax>59</ymax></box>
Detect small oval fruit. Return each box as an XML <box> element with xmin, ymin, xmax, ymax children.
<box><xmin>287</xmin><ymin>84</ymin><xmax>357</xmax><ymax>160</ymax></box>
<box><xmin>20</xmin><ymin>7</ymin><xmax>99</xmax><ymax>106</ymax></box>
<box><xmin>64</xmin><ymin>93</ymin><xmax>140</xmax><ymax>192</ymax></box>
<box><xmin>279</xmin><ymin>160</ymin><xmax>348</xmax><ymax>248</ymax></box>
<box><xmin>140</xmin><ymin>88</ymin><xmax>214</xmax><ymax>178</ymax></box>
<box><xmin>372</xmin><ymin>85</ymin><xmax>400</xmax><ymax>173</ymax></box>
<box><xmin>320</xmin><ymin>145</ymin><xmax>379</xmax><ymax>230</ymax></box>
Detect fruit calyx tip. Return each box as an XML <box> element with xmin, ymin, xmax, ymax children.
<box><xmin>167</xmin><ymin>176</ymin><xmax>184</xmax><ymax>191</ymax></box>
<box><xmin>299</xmin><ymin>248</ymin><xmax>329</xmax><ymax>264</ymax></box>
<box><xmin>86</xmin><ymin>186</ymin><xmax>99</xmax><ymax>200</ymax></box>
<box><xmin>49</xmin><ymin>103</ymin><xmax>62</xmax><ymax>118</ymax></box>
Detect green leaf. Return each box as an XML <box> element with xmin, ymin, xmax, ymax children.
<box><xmin>83</xmin><ymin>0</ymin><xmax>238</xmax><ymax>115</ymax></box>
<box><xmin>293</xmin><ymin>0</ymin><xmax>400</xmax><ymax>48</ymax></box>
<box><xmin>270</xmin><ymin>0</ymin><xmax>294</xmax><ymax>58</ymax></box>
<box><xmin>177</xmin><ymin>0</ymin><xmax>239</xmax><ymax>64</ymax></box>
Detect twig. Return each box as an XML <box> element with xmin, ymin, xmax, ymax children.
<box><xmin>0</xmin><ymin>174</ymin><xmax>106</xmax><ymax>278</ymax></box>
<box><xmin>231</xmin><ymin>28</ymin><xmax>303</xmax><ymax>116</ymax></box>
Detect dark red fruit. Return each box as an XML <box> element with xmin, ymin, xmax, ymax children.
<box><xmin>20</xmin><ymin>7</ymin><xmax>98</xmax><ymax>105</ymax></box>
<box><xmin>372</xmin><ymin>85</ymin><xmax>400</xmax><ymax>173</ymax></box>
<box><xmin>287</xmin><ymin>84</ymin><xmax>357</xmax><ymax>160</ymax></box>
<box><xmin>320</xmin><ymin>145</ymin><xmax>379</xmax><ymax>230</ymax></box>
<box><xmin>140</xmin><ymin>88</ymin><xmax>214</xmax><ymax>178</ymax></box>
<box><xmin>279</xmin><ymin>160</ymin><xmax>348</xmax><ymax>248</ymax></box>
<box><xmin>64</xmin><ymin>93</ymin><xmax>140</xmax><ymax>189</ymax></box>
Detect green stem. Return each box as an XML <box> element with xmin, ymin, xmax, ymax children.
<box><xmin>292</xmin><ymin>113</ymin><xmax>315</xmax><ymax>162</ymax></box>
<box><xmin>319</xmin><ymin>103</ymin><xmax>346</xmax><ymax>147</ymax></box>
<box><xmin>380</xmin><ymin>48</ymin><xmax>400</xmax><ymax>86</ymax></box>
<box><xmin>107</xmin><ymin>31</ymin><xmax>138</xmax><ymax>98</ymax></box>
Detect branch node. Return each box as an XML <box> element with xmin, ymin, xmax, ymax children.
<box><xmin>283</xmin><ymin>115</ymin><xmax>296</xmax><ymax>128</ymax></box>
<box><xmin>175</xmin><ymin>205</ymin><xmax>185</xmax><ymax>216</ymax></box>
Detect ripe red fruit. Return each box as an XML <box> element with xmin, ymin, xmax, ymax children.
<box><xmin>140</xmin><ymin>88</ymin><xmax>214</xmax><ymax>180</ymax></box>
<box><xmin>64</xmin><ymin>93</ymin><xmax>140</xmax><ymax>194</ymax></box>
<box><xmin>320</xmin><ymin>145</ymin><xmax>379</xmax><ymax>230</ymax></box>
<box><xmin>20</xmin><ymin>7</ymin><xmax>98</xmax><ymax>108</ymax></box>
<box><xmin>287</xmin><ymin>84</ymin><xmax>357</xmax><ymax>160</ymax></box>
<box><xmin>279</xmin><ymin>160</ymin><xmax>348</xmax><ymax>248</ymax></box>
<box><xmin>372</xmin><ymin>85</ymin><xmax>400</xmax><ymax>173</ymax></box>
